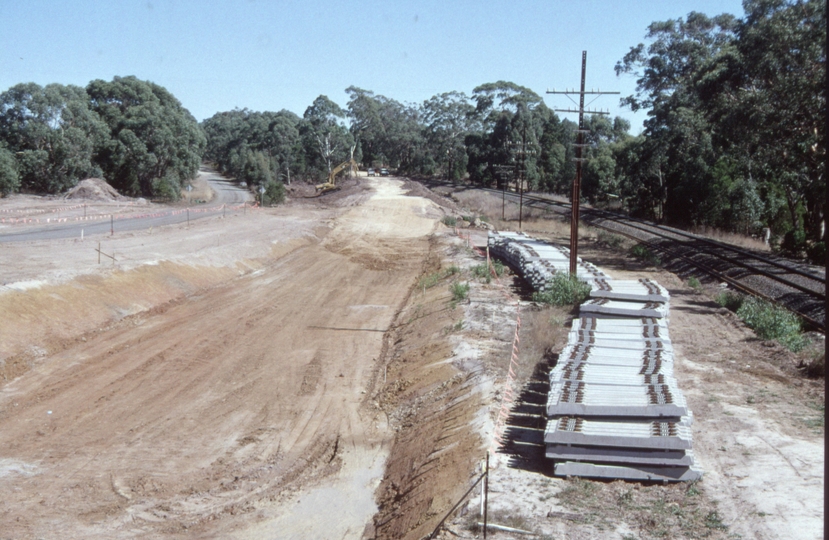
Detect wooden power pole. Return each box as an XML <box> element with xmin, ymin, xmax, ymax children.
<box><xmin>547</xmin><ymin>51</ymin><xmax>618</xmax><ymax>276</ymax></box>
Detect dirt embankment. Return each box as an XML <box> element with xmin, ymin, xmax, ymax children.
<box><xmin>0</xmin><ymin>177</ymin><xmax>445</xmax><ymax>538</ymax></box>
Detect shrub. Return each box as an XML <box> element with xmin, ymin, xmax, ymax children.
<box><xmin>264</xmin><ymin>180</ymin><xmax>286</xmax><ymax>205</ymax></box>
<box><xmin>629</xmin><ymin>244</ymin><xmax>662</xmax><ymax>266</ymax></box>
<box><xmin>780</xmin><ymin>228</ymin><xmax>807</xmax><ymax>256</ymax></box>
<box><xmin>533</xmin><ymin>273</ymin><xmax>591</xmax><ymax>306</ymax></box>
<box><xmin>807</xmin><ymin>241</ymin><xmax>826</xmax><ymax>265</ymax></box>
<box><xmin>471</xmin><ymin>260</ymin><xmax>506</xmax><ymax>283</ymax></box>
<box><xmin>736</xmin><ymin>297</ymin><xmax>805</xmax><ymax>351</ymax></box>
<box><xmin>450</xmin><ymin>281</ymin><xmax>470</xmax><ymax>302</ymax></box>
<box><xmin>418</xmin><ymin>266</ymin><xmax>460</xmax><ymax>290</ymax></box>
<box><xmin>442</xmin><ymin>215</ymin><xmax>457</xmax><ymax>227</ymax></box>
<box><xmin>597</xmin><ymin>230</ymin><xmax>624</xmax><ymax>249</ymax></box>
<box><xmin>687</xmin><ymin>276</ymin><xmax>701</xmax><ymax>289</ymax></box>
<box><xmin>0</xmin><ymin>147</ymin><xmax>20</xmax><ymax>196</ymax></box>
<box><xmin>715</xmin><ymin>291</ymin><xmax>744</xmax><ymax>312</ymax></box>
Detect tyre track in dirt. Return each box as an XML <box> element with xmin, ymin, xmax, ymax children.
<box><xmin>0</xmin><ymin>178</ymin><xmax>441</xmax><ymax>538</ymax></box>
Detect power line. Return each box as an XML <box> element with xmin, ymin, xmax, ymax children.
<box><xmin>546</xmin><ymin>51</ymin><xmax>619</xmax><ymax>276</ymax></box>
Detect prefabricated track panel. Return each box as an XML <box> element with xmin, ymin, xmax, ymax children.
<box><xmin>545</xmin><ymin>444</ymin><xmax>695</xmax><ymax>466</ymax></box>
<box><xmin>561</xmin><ymin>339</ymin><xmax>673</xmax><ymax>355</ymax></box>
<box><xmin>544</xmin><ymin>416</ymin><xmax>693</xmax><ymax>450</ymax></box>
<box><xmin>567</xmin><ymin>330</ymin><xmax>673</xmax><ymax>347</ymax></box>
<box><xmin>549</xmin><ymin>363</ymin><xmax>677</xmax><ymax>387</ymax></box>
<box><xmin>554</xmin><ymin>461</ymin><xmax>703</xmax><ymax>482</ymax></box>
<box><xmin>557</xmin><ymin>353</ymin><xmax>674</xmax><ymax>377</ymax></box>
<box><xmin>573</xmin><ymin>316</ymin><xmax>668</xmax><ymax>331</ymax></box>
<box><xmin>546</xmin><ymin>381</ymin><xmax>688</xmax><ymax>418</ymax></box>
<box><xmin>590</xmin><ymin>278</ymin><xmax>670</xmax><ymax>303</ymax></box>
<box><xmin>580</xmin><ymin>298</ymin><xmax>669</xmax><ymax>318</ymax></box>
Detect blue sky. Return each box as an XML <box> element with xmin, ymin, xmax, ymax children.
<box><xmin>1</xmin><ymin>0</ymin><xmax>746</xmax><ymax>133</ymax></box>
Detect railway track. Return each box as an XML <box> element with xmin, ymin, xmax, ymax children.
<box><xmin>428</xmin><ymin>180</ymin><xmax>826</xmax><ymax>331</ymax></box>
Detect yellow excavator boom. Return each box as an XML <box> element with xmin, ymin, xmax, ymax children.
<box><xmin>315</xmin><ymin>159</ymin><xmax>357</xmax><ymax>193</ymax></box>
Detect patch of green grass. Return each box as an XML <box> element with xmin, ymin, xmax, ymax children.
<box><xmin>441</xmin><ymin>215</ymin><xmax>457</xmax><ymax>227</ymax></box>
<box><xmin>470</xmin><ymin>260</ymin><xmax>506</xmax><ymax>283</ymax></box>
<box><xmin>687</xmin><ymin>276</ymin><xmax>701</xmax><ymax>289</ymax></box>
<box><xmin>704</xmin><ymin>511</ymin><xmax>729</xmax><ymax>531</ymax></box>
<box><xmin>533</xmin><ymin>273</ymin><xmax>591</xmax><ymax>306</ymax></box>
<box><xmin>418</xmin><ymin>266</ymin><xmax>461</xmax><ymax>290</ymax></box>
<box><xmin>715</xmin><ymin>291</ymin><xmax>745</xmax><ymax>312</ymax></box>
<box><xmin>597</xmin><ymin>230</ymin><xmax>625</xmax><ymax>249</ymax></box>
<box><xmin>450</xmin><ymin>281</ymin><xmax>470</xmax><ymax>302</ymax></box>
<box><xmin>736</xmin><ymin>297</ymin><xmax>806</xmax><ymax>352</ymax></box>
<box><xmin>629</xmin><ymin>244</ymin><xmax>662</xmax><ymax>266</ymax></box>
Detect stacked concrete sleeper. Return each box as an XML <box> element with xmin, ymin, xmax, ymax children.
<box><xmin>488</xmin><ymin>231</ymin><xmax>701</xmax><ymax>482</ymax></box>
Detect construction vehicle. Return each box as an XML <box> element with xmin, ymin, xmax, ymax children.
<box><xmin>315</xmin><ymin>159</ymin><xmax>358</xmax><ymax>194</ymax></box>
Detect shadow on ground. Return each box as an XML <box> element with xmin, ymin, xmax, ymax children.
<box><xmin>497</xmin><ymin>351</ymin><xmax>558</xmax><ymax>476</ymax></box>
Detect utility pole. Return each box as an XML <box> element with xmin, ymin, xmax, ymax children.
<box><xmin>507</xmin><ymin>126</ymin><xmax>535</xmax><ymax>232</ymax></box>
<box><xmin>493</xmin><ymin>164</ymin><xmax>513</xmax><ymax>220</ymax></box>
<box><xmin>547</xmin><ymin>51</ymin><xmax>618</xmax><ymax>276</ymax></box>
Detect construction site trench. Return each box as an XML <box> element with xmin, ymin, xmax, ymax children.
<box><xmin>0</xmin><ymin>175</ymin><xmax>823</xmax><ymax>539</ymax></box>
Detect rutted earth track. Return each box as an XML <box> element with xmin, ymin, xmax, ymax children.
<box><xmin>0</xmin><ymin>178</ymin><xmax>441</xmax><ymax>538</ymax></box>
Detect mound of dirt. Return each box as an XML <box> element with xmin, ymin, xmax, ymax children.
<box><xmin>64</xmin><ymin>178</ymin><xmax>123</xmax><ymax>201</ymax></box>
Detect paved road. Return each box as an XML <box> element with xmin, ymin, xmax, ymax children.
<box><xmin>0</xmin><ymin>168</ymin><xmax>252</xmax><ymax>243</ymax></box>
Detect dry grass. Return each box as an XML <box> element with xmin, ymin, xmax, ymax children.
<box><xmin>517</xmin><ymin>305</ymin><xmax>571</xmax><ymax>379</ymax></box>
<box><xmin>688</xmin><ymin>226</ymin><xmax>771</xmax><ymax>252</ymax></box>
<box><xmin>556</xmin><ymin>478</ymin><xmax>732</xmax><ymax>539</ymax></box>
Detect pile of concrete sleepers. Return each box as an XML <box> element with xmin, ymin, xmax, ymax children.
<box><xmin>487</xmin><ymin>232</ymin><xmax>700</xmax><ymax>482</ymax></box>
<box><xmin>487</xmin><ymin>232</ymin><xmax>609</xmax><ymax>287</ymax></box>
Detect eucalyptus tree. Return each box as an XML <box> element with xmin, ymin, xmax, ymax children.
<box><xmin>616</xmin><ymin>11</ymin><xmax>739</xmax><ymax>226</ymax></box>
<box><xmin>421</xmin><ymin>91</ymin><xmax>476</xmax><ymax>181</ymax></box>
<box><xmin>699</xmin><ymin>0</ymin><xmax>825</xmax><ymax>238</ymax></box>
<box><xmin>0</xmin><ymin>82</ymin><xmax>108</xmax><ymax>193</ymax></box>
<box><xmin>345</xmin><ymin>86</ymin><xmax>424</xmax><ymax>172</ymax></box>
<box><xmin>87</xmin><ymin>76</ymin><xmax>205</xmax><ymax>198</ymax></box>
<box><xmin>0</xmin><ymin>145</ymin><xmax>19</xmax><ymax>195</ymax></box>
<box><xmin>464</xmin><ymin>81</ymin><xmax>547</xmax><ymax>188</ymax></box>
<box><xmin>302</xmin><ymin>95</ymin><xmax>354</xmax><ymax>177</ymax></box>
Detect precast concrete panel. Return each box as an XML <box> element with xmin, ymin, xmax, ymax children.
<box><xmin>554</xmin><ymin>461</ymin><xmax>704</xmax><ymax>482</ymax></box>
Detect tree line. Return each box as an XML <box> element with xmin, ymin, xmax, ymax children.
<box><xmin>0</xmin><ymin>1</ymin><xmax>823</xmax><ymax>259</ymax></box>
<box><xmin>0</xmin><ymin>76</ymin><xmax>204</xmax><ymax>199</ymax></box>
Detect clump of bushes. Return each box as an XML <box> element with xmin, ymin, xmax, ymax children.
<box><xmin>418</xmin><ymin>265</ymin><xmax>460</xmax><ymax>289</ymax></box>
<box><xmin>687</xmin><ymin>276</ymin><xmax>701</xmax><ymax>289</ymax></box>
<box><xmin>450</xmin><ymin>281</ymin><xmax>470</xmax><ymax>302</ymax></box>
<box><xmin>442</xmin><ymin>215</ymin><xmax>457</xmax><ymax>227</ymax></box>
<box><xmin>533</xmin><ymin>273</ymin><xmax>591</xmax><ymax>306</ymax></box>
<box><xmin>471</xmin><ymin>260</ymin><xmax>506</xmax><ymax>283</ymax></box>
<box><xmin>629</xmin><ymin>244</ymin><xmax>662</xmax><ymax>266</ymax></box>
<box><xmin>715</xmin><ymin>291</ymin><xmax>745</xmax><ymax>312</ymax></box>
<box><xmin>736</xmin><ymin>297</ymin><xmax>806</xmax><ymax>352</ymax></box>
<box><xmin>596</xmin><ymin>230</ymin><xmax>624</xmax><ymax>249</ymax></box>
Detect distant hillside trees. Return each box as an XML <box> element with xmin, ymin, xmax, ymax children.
<box><xmin>616</xmin><ymin>0</ymin><xmax>825</xmax><ymax>246</ymax></box>
<box><xmin>201</xmin><ymin>108</ymin><xmax>302</xmax><ymax>202</ymax></box>
<box><xmin>0</xmin><ymin>77</ymin><xmax>203</xmax><ymax>199</ymax></box>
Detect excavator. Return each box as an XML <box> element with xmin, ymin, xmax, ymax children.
<box><xmin>314</xmin><ymin>158</ymin><xmax>358</xmax><ymax>194</ymax></box>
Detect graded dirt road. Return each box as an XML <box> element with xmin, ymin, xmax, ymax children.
<box><xmin>0</xmin><ymin>177</ymin><xmax>441</xmax><ymax>538</ymax></box>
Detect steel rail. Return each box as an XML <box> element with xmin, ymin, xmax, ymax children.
<box><xmin>511</xmin><ymin>189</ymin><xmax>825</xmax><ymax>287</ymax></box>
<box><xmin>419</xmin><ymin>180</ymin><xmax>825</xmax><ymax>330</ymax></box>
<box><xmin>490</xmin><ymin>188</ymin><xmax>825</xmax><ymax>295</ymax></box>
